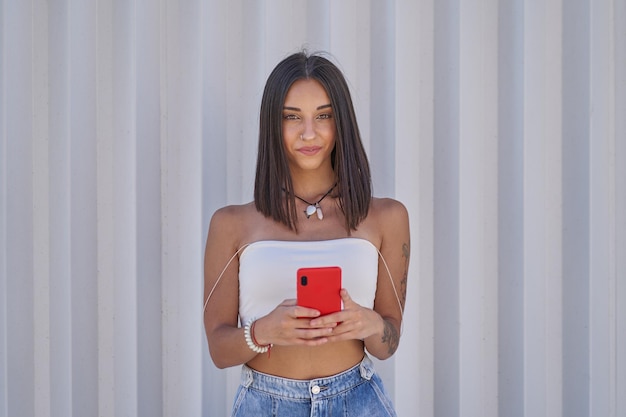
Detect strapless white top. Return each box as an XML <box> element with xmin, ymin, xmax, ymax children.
<box><xmin>238</xmin><ymin>238</ymin><xmax>379</xmax><ymax>325</ymax></box>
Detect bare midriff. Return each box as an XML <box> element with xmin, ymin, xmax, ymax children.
<box><xmin>246</xmin><ymin>339</ymin><xmax>365</xmax><ymax>380</ymax></box>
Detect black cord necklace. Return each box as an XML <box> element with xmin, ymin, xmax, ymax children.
<box><xmin>291</xmin><ymin>182</ymin><xmax>337</xmax><ymax>220</ymax></box>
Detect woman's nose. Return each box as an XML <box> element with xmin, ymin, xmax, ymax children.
<box><xmin>300</xmin><ymin>119</ymin><xmax>315</xmax><ymax>140</ymax></box>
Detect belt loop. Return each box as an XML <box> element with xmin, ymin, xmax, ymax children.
<box><xmin>359</xmin><ymin>355</ymin><xmax>374</xmax><ymax>380</ymax></box>
<box><xmin>241</xmin><ymin>364</ymin><xmax>254</xmax><ymax>388</ymax></box>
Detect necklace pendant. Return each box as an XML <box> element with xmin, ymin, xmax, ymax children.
<box><xmin>316</xmin><ymin>205</ymin><xmax>324</xmax><ymax>220</ymax></box>
<box><xmin>305</xmin><ymin>205</ymin><xmax>317</xmax><ymax>218</ymax></box>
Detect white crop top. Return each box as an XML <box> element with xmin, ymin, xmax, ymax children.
<box><xmin>238</xmin><ymin>238</ymin><xmax>379</xmax><ymax>325</ymax></box>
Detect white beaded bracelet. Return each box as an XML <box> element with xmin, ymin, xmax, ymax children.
<box><xmin>244</xmin><ymin>319</ymin><xmax>272</xmax><ymax>354</ymax></box>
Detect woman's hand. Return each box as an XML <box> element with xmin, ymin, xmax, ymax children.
<box><xmin>252</xmin><ymin>299</ymin><xmax>338</xmax><ymax>347</ymax></box>
<box><xmin>308</xmin><ymin>289</ymin><xmax>385</xmax><ymax>343</ymax></box>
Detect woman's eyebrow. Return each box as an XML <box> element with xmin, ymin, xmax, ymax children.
<box><xmin>282</xmin><ymin>104</ymin><xmax>332</xmax><ymax>111</ymax></box>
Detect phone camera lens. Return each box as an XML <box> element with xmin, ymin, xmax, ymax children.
<box><xmin>301</xmin><ymin>276</ymin><xmax>308</xmax><ymax>286</ymax></box>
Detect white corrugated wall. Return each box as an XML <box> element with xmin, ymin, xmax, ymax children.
<box><xmin>0</xmin><ymin>1</ymin><xmax>624</xmax><ymax>416</ymax></box>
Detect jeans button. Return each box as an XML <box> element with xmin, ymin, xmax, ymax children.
<box><xmin>311</xmin><ymin>385</ymin><xmax>321</xmax><ymax>394</ymax></box>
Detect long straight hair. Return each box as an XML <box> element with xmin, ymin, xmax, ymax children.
<box><xmin>254</xmin><ymin>51</ymin><xmax>371</xmax><ymax>232</ymax></box>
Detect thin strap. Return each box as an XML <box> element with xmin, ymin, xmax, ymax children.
<box><xmin>377</xmin><ymin>248</ymin><xmax>405</xmax><ymax>335</ymax></box>
<box><xmin>203</xmin><ymin>243</ymin><xmax>250</xmax><ymax>313</ymax></box>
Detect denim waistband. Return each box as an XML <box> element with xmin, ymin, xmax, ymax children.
<box><xmin>239</xmin><ymin>355</ymin><xmax>375</xmax><ymax>400</ymax></box>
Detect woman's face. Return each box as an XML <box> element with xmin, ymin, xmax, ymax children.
<box><xmin>282</xmin><ymin>78</ymin><xmax>336</xmax><ymax>175</ymax></box>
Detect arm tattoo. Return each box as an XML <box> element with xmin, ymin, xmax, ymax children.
<box><xmin>381</xmin><ymin>320</ymin><xmax>400</xmax><ymax>355</ymax></box>
<box><xmin>402</xmin><ymin>242</ymin><xmax>410</xmax><ymax>259</ymax></box>
<box><xmin>400</xmin><ymin>242</ymin><xmax>409</xmax><ymax>308</ymax></box>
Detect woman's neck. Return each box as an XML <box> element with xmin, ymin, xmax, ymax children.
<box><xmin>290</xmin><ymin>171</ymin><xmax>337</xmax><ymax>200</ymax></box>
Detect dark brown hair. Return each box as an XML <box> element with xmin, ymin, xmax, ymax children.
<box><xmin>254</xmin><ymin>51</ymin><xmax>371</xmax><ymax>232</ymax></box>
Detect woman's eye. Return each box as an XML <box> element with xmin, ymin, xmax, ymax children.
<box><xmin>283</xmin><ymin>114</ymin><xmax>299</xmax><ymax>120</ymax></box>
<box><xmin>317</xmin><ymin>113</ymin><xmax>332</xmax><ymax>120</ymax></box>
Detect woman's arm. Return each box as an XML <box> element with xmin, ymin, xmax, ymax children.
<box><xmin>203</xmin><ymin>206</ymin><xmax>258</xmax><ymax>368</ymax></box>
<box><xmin>363</xmin><ymin>199</ymin><xmax>410</xmax><ymax>359</ymax></box>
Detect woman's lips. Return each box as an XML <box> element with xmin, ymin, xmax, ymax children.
<box><xmin>297</xmin><ymin>146</ymin><xmax>322</xmax><ymax>156</ymax></box>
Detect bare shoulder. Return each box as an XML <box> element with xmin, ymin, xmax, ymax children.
<box><xmin>207</xmin><ymin>202</ymin><xmax>257</xmax><ymax>249</ymax></box>
<box><xmin>369</xmin><ymin>197</ymin><xmax>409</xmax><ymax>227</ymax></box>
<box><xmin>210</xmin><ymin>202</ymin><xmax>256</xmax><ymax>223</ymax></box>
<box><xmin>366</xmin><ymin>197</ymin><xmax>410</xmax><ymax>249</ymax></box>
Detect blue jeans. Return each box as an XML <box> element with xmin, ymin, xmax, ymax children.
<box><xmin>231</xmin><ymin>355</ymin><xmax>397</xmax><ymax>417</ymax></box>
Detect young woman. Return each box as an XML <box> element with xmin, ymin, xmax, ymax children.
<box><xmin>204</xmin><ymin>51</ymin><xmax>410</xmax><ymax>417</ymax></box>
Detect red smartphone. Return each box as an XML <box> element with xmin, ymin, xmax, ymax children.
<box><xmin>296</xmin><ymin>266</ymin><xmax>342</xmax><ymax>316</ymax></box>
